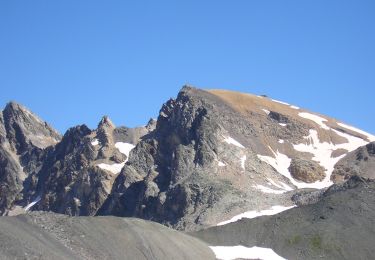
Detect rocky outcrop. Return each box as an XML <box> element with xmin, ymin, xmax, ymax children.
<box><xmin>289</xmin><ymin>158</ymin><xmax>326</xmax><ymax>183</ymax></box>
<box><xmin>331</xmin><ymin>142</ymin><xmax>375</xmax><ymax>183</ymax></box>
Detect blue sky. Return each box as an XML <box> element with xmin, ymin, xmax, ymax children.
<box><xmin>1</xmin><ymin>1</ymin><xmax>374</xmax><ymax>134</ymax></box>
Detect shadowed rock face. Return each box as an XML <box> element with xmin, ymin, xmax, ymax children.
<box><xmin>0</xmin><ymin>148</ymin><xmax>23</xmax><ymax>213</ymax></box>
<box><xmin>0</xmin><ymin>212</ymin><xmax>215</xmax><ymax>260</ymax></box>
<box><xmin>0</xmin><ymin>102</ymin><xmax>153</xmax><ymax>216</ymax></box>
<box><xmin>0</xmin><ymin>102</ymin><xmax>61</xmax><ymax>215</ymax></box>
<box><xmin>332</xmin><ymin>142</ymin><xmax>375</xmax><ymax>183</ymax></box>
<box><xmin>192</xmin><ymin>176</ymin><xmax>375</xmax><ymax>260</ymax></box>
<box><xmin>23</xmin><ymin>119</ymin><xmax>154</xmax><ymax>217</ymax></box>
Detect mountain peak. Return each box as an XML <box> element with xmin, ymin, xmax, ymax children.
<box><xmin>98</xmin><ymin>116</ymin><xmax>115</xmax><ymax>130</ymax></box>
<box><xmin>2</xmin><ymin>101</ymin><xmax>61</xmax><ymax>152</ymax></box>
<box><xmin>4</xmin><ymin>101</ymin><xmax>32</xmax><ymax>115</ymax></box>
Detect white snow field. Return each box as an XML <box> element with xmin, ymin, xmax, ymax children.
<box><xmin>97</xmin><ymin>162</ymin><xmax>125</xmax><ymax>174</ymax></box>
<box><xmin>253</xmin><ymin>185</ymin><xmax>287</xmax><ymax>194</ymax></box>
<box><xmin>258</xmin><ymin>115</ymin><xmax>371</xmax><ymax>189</ymax></box>
<box><xmin>262</xmin><ymin>108</ymin><xmax>271</xmax><ymax>115</ymax></box>
<box><xmin>223</xmin><ymin>136</ymin><xmax>245</xmax><ymax>149</ymax></box>
<box><xmin>91</xmin><ymin>139</ymin><xmax>99</xmax><ymax>146</ymax></box>
<box><xmin>271</xmin><ymin>99</ymin><xmax>290</xmax><ymax>106</ymax></box>
<box><xmin>298</xmin><ymin>112</ymin><xmax>330</xmax><ymax>130</ymax></box>
<box><xmin>337</xmin><ymin>122</ymin><xmax>375</xmax><ymax>142</ymax></box>
<box><xmin>292</xmin><ymin>129</ymin><xmax>368</xmax><ymax>188</ymax></box>
<box><xmin>240</xmin><ymin>155</ymin><xmax>247</xmax><ymax>170</ymax></box>
<box><xmin>218</xmin><ymin>161</ymin><xmax>226</xmax><ymax>167</ymax></box>
<box><xmin>24</xmin><ymin>196</ymin><xmax>42</xmax><ymax>212</ymax></box>
<box><xmin>217</xmin><ymin>205</ymin><xmax>295</xmax><ymax>226</ymax></box>
<box><xmin>97</xmin><ymin>142</ymin><xmax>136</xmax><ymax>174</ymax></box>
<box><xmin>290</xmin><ymin>105</ymin><xmax>299</xmax><ymax>110</ymax></box>
<box><xmin>210</xmin><ymin>245</ymin><xmax>287</xmax><ymax>260</ymax></box>
<box><xmin>115</xmin><ymin>142</ymin><xmax>136</xmax><ymax>158</ymax></box>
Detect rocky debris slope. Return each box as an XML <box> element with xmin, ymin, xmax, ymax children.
<box><xmin>192</xmin><ymin>176</ymin><xmax>375</xmax><ymax>260</ymax></box>
<box><xmin>0</xmin><ymin>212</ymin><xmax>214</xmax><ymax>260</ymax></box>
<box><xmin>331</xmin><ymin>142</ymin><xmax>375</xmax><ymax>183</ymax></box>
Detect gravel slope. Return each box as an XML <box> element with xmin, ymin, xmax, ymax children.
<box><xmin>0</xmin><ymin>213</ymin><xmax>215</xmax><ymax>260</ymax></box>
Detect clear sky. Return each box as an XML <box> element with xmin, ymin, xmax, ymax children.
<box><xmin>1</xmin><ymin>1</ymin><xmax>374</xmax><ymax>134</ymax></box>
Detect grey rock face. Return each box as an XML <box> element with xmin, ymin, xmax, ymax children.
<box><xmin>0</xmin><ymin>212</ymin><xmax>215</xmax><ymax>260</ymax></box>
<box><xmin>289</xmin><ymin>158</ymin><xmax>326</xmax><ymax>183</ymax></box>
<box><xmin>0</xmin><ymin>147</ymin><xmax>23</xmax><ymax>213</ymax></box>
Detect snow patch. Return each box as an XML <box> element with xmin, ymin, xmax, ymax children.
<box><xmin>279</xmin><ymin>123</ymin><xmax>287</xmax><ymax>127</ymax></box>
<box><xmin>337</xmin><ymin>122</ymin><xmax>375</xmax><ymax>142</ymax></box>
<box><xmin>267</xmin><ymin>178</ymin><xmax>293</xmax><ymax>191</ymax></box>
<box><xmin>218</xmin><ymin>205</ymin><xmax>295</xmax><ymax>226</ymax></box>
<box><xmin>97</xmin><ymin>142</ymin><xmax>136</xmax><ymax>174</ymax></box>
<box><xmin>98</xmin><ymin>162</ymin><xmax>125</xmax><ymax>174</ymax></box>
<box><xmin>91</xmin><ymin>139</ymin><xmax>99</xmax><ymax>146</ymax></box>
<box><xmin>210</xmin><ymin>246</ymin><xmax>287</xmax><ymax>260</ymax></box>
<box><xmin>240</xmin><ymin>155</ymin><xmax>246</xmax><ymax>170</ymax></box>
<box><xmin>258</xmin><ymin>149</ymin><xmax>292</xmax><ymax>184</ymax></box>
<box><xmin>223</xmin><ymin>136</ymin><xmax>245</xmax><ymax>149</ymax></box>
<box><xmin>262</xmin><ymin>109</ymin><xmax>270</xmax><ymax>115</ymax></box>
<box><xmin>254</xmin><ymin>185</ymin><xmax>287</xmax><ymax>194</ymax></box>
<box><xmin>24</xmin><ymin>196</ymin><xmax>41</xmax><ymax>212</ymax></box>
<box><xmin>290</xmin><ymin>105</ymin><xmax>299</xmax><ymax>110</ymax></box>
<box><xmin>292</xmin><ymin>129</ymin><xmax>368</xmax><ymax>188</ymax></box>
<box><xmin>272</xmin><ymin>99</ymin><xmax>290</xmax><ymax>106</ymax></box>
<box><xmin>218</xmin><ymin>161</ymin><xmax>226</xmax><ymax>167</ymax></box>
<box><xmin>298</xmin><ymin>112</ymin><xmax>330</xmax><ymax>130</ymax></box>
<box><xmin>257</xmin><ymin>148</ymin><xmax>321</xmax><ymax>189</ymax></box>
<box><xmin>255</xmin><ymin>178</ymin><xmax>293</xmax><ymax>194</ymax></box>
<box><xmin>115</xmin><ymin>142</ymin><xmax>136</xmax><ymax>158</ymax></box>
<box><xmin>278</xmin><ymin>139</ymin><xmax>284</xmax><ymax>144</ymax></box>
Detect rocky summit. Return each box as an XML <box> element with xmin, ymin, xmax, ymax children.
<box><xmin>0</xmin><ymin>86</ymin><xmax>374</xmax><ymax>259</ymax></box>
